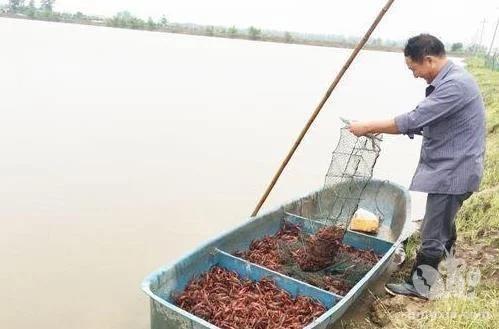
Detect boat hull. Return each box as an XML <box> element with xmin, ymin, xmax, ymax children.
<box><xmin>142</xmin><ymin>179</ymin><xmax>410</xmax><ymax>328</ymax></box>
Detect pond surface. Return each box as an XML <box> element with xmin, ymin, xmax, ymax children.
<box><xmin>0</xmin><ymin>17</ymin><xmax>429</xmax><ymax>328</ymax></box>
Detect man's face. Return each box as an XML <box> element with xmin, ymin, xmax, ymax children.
<box><xmin>405</xmin><ymin>56</ymin><xmax>434</xmax><ymax>84</ymax></box>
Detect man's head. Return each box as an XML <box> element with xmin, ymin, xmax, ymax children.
<box><xmin>404</xmin><ymin>34</ymin><xmax>447</xmax><ymax>84</ymax></box>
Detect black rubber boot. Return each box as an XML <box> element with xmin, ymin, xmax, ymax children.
<box><xmin>420</xmin><ymin>252</ymin><xmax>441</xmax><ymax>270</ymax></box>
<box><xmin>385</xmin><ymin>251</ymin><xmax>441</xmax><ymax>300</ymax></box>
<box><xmin>412</xmin><ymin>252</ymin><xmax>442</xmax><ymax>299</ymax></box>
<box><xmin>406</xmin><ymin>251</ymin><xmax>424</xmax><ymax>285</ymax></box>
<box><xmin>385</xmin><ymin>282</ymin><xmax>423</xmax><ymax>298</ymax></box>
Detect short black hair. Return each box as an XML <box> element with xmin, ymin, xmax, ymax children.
<box><xmin>404</xmin><ymin>34</ymin><xmax>446</xmax><ymax>62</ymax></box>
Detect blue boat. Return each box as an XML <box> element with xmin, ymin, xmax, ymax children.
<box><xmin>141</xmin><ymin>179</ymin><xmax>410</xmax><ymax>328</ymax></box>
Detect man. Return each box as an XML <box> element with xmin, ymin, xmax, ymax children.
<box><xmin>348</xmin><ymin>34</ymin><xmax>486</xmax><ymax>299</ymax></box>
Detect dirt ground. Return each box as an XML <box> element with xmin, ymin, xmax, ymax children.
<box><xmin>331</xmin><ymin>230</ymin><xmax>499</xmax><ymax>328</ymax></box>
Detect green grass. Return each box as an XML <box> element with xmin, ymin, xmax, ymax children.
<box><xmin>389</xmin><ymin>286</ymin><xmax>499</xmax><ymax>329</ymax></box>
<box><xmin>481</xmin><ymin>137</ymin><xmax>499</xmax><ymax>190</ymax></box>
<box><xmin>404</xmin><ymin>231</ymin><xmax>421</xmax><ymax>258</ymax></box>
<box><xmin>389</xmin><ymin>233</ymin><xmax>421</xmax><ymax>283</ymax></box>
<box><xmin>455</xmin><ymin>57</ymin><xmax>499</xmax><ymax>239</ymax></box>
<box><xmin>456</xmin><ymin>190</ymin><xmax>499</xmax><ymax>241</ymax></box>
<box><xmin>466</xmin><ymin>57</ymin><xmax>499</xmax><ymax>190</ymax></box>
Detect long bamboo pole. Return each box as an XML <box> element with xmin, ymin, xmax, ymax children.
<box><xmin>251</xmin><ymin>0</ymin><xmax>396</xmax><ymax>217</ymax></box>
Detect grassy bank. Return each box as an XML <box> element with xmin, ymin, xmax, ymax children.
<box><xmin>456</xmin><ymin>57</ymin><xmax>499</xmax><ymax>242</ymax></box>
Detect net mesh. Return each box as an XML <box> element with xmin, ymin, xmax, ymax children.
<box><xmin>317</xmin><ymin>127</ymin><xmax>382</xmax><ymax>227</ymax></box>
<box><xmin>236</xmin><ymin>126</ymin><xmax>384</xmax><ymax>295</ymax></box>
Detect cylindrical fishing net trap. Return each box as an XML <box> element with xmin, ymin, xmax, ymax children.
<box><xmin>235</xmin><ymin>126</ymin><xmax>384</xmax><ymax>295</ymax></box>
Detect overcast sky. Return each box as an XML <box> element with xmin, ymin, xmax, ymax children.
<box><xmin>3</xmin><ymin>0</ymin><xmax>499</xmax><ymax>47</ymax></box>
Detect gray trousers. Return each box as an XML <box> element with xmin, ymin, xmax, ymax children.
<box><xmin>420</xmin><ymin>192</ymin><xmax>472</xmax><ymax>258</ymax></box>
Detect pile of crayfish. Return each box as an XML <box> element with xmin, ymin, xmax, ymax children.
<box><xmin>235</xmin><ymin>223</ymin><xmax>380</xmax><ymax>295</ymax></box>
<box><xmin>174</xmin><ymin>266</ymin><xmax>326</xmax><ymax>329</ymax></box>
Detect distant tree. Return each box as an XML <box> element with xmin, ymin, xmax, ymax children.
<box><xmin>347</xmin><ymin>36</ymin><xmax>359</xmax><ymax>45</ymax></box>
<box><xmin>284</xmin><ymin>31</ymin><xmax>293</xmax><ymax>43</ymax></box>
<box><xmin>107</xmin><ymin>11</ymin><xmax>145</xmax><ymax>29</ymax></box>
<box><xmin>451</xmin><ymin>42</ymin><xmax>463</xmax><ymax>52</ymax></box>
<box><xmin>147</xmin><ymin>17</ymin><xmax>157</xmax><ymax>30</ymax></box>
<box><xmin>40</xmin><ymin>0</ymin><xmax>55</xmax><ymax>12</ymax></box>
<box><xmin>370</xmin><ymin>37</ymin><xmax>383</xmax><ymax>47</ymax></box>
<box><xmin>74</xmin><ymin>11</ymin><xmax>84</xmax><ymax>20</ymax></box>
<box><xmin>384</xmin><ymin>40</ymin><xmax>397</xmax><ymax>48</ymax></box>
<box><xmin>228</xmin><ymin>25</ymin><xmax>238</xmax><ymax>38</ymax></box>
<box><xmin>159</xmin><ymin>15</ymin><xmax>168</xmax><ymax>28</ymax></box>
<box><xmin>26</xmin><ymin>0</ymin><xmax>35</xmax><ymax>17</ymax></box>
<box><xmin>205</xmin><ymin>25</ymin><xmax>214</xmax><ymax>36</ymax></box>
<box><xmin>8</xmin><ymin>0</ymin><xmax>24</xmax><ymax>12</ymax></box>
<box><xmin>248</xmin><ymin>26</ymin><xmax>261</xmax><ymax>40</ymax></box>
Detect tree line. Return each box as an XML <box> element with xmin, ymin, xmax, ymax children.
<box><xmin>1</xmin><ymin>2</ymin><xmax>473</xmax><ymax>54</ymax></box>
<box><xmin>2</xmin><ymin>0</ymin><xmax>105</xmax><ymax>23</ymax></box>
<box><xmin>104</xmin><ymin>10</ymin><xmax>266</xmax><ymax>41</ymax></box>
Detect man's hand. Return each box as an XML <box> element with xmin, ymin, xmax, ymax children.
<box><xmin>348</xmin><ymin>119</ymin><xmax>400</xmax><ymax>136</ymax></box>
<box><xmin>348</xmin><ymin>121</ymin><xmax>372</xmax><ymax>137</ymax></box>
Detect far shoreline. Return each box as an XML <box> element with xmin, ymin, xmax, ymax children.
<box><xmin>0</xmin><ymin>13</ymin><xmax>466</xmax><ymax>58</ymax></box>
